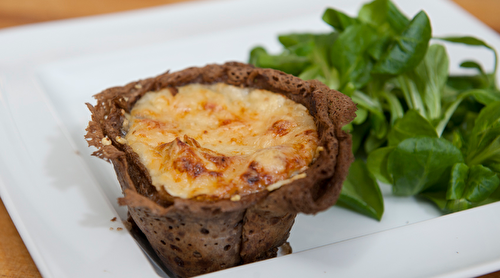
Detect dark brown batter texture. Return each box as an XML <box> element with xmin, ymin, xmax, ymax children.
<box><xmin>85</xmin><ymin>62</ymin><xmax>356</xmax><ymax>277</ymax></box>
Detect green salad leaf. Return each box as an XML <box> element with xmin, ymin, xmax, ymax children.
<box><xmin>372</xmin><ymin>11</ymin><xmax>432</xmax><ymax>75</ymax></box>
<box><xmin>387</xmin><ymin>137</ymin><xmax>463</xmax><ymax>196</ymax></box>
<box><xmin>322</xmin><ymin>8</ymin><xmax>358</xmax><ymax>31</ymax></box>
<box><xmin>331</xmin><ymin>24</ymin><xmax>378</xmax><ymax>89</ymax></box>
<box><xmin>414</xmin><ymin>44</ymin><xmax>449</xmax><ymax>120</ymax></box>
<box><xmin>465</xmin><ymin>101</ymin><xmax>500</xmax><ymax>166</ymax></box>
<box><xmin>386</xmin><ymin>110</ymin><xmax>437</xmax><ymax>146</ymax></box>
<box><xmin>337</xmin><ymin>160</ymin><xmax>384</xmax><ymax>220</ymax></box>
<box><xmin>367</xmin><ymin>146</ymin><xmax>394</xmax><ymax>184</ymax></box>
<box><xmin>447</xmin><ymin>163</ymin><xmax>469</xmax><ymax>200</ymax></box>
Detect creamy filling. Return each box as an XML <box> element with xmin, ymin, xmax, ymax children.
<box><xmin>124</xmin><ymin>83</ymin><xmax>319</xmax><ymax>200</ymax></box>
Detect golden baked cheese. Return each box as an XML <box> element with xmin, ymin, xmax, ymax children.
<box><xmin>124</xmin><ymin>83</ymin><xmax>319</xmax><ymax>200</ymax></box>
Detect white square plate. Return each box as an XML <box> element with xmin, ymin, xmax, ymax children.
<box><xmin>1</xmin><ymin>0</ymin><xmax>500</xmax><ymax>277</ymax></box>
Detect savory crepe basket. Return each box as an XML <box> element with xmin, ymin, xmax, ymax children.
<box><xmin>85</xmin><ymin>62</ymin><xmax>356</xmax><ymax>277</ymax></box>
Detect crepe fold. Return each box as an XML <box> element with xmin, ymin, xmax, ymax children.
<box><xmin>85</xmin><ymin>62</ymin><xmax>356</xmax><ymax>277</ymax></box>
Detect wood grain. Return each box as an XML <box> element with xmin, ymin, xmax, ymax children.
<box><xmin>0</xmin><ymin>0</ymin><xmax>499</xmax><ymax>278</ymax></box>
<box><xmin>0</xmin><ymin>199</ymin><xmax>42</xmax><ymax>278</ymax></box>
<box><xmin>0</xmin><ymin>0</ymin><xmax>189</xmax><ymax>28</ymax></box>
<box><xmin>453</xmin><ymin>0</ymin><xmax>500</xmax><ymax>34</ymax></box>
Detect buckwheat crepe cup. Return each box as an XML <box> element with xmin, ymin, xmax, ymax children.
<box><xmin>85</xmin><ymin>62</ymin><xmax>356</xmax><ymax>277</ymax></box>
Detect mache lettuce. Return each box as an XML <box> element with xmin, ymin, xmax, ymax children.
<box><xmin>249</xmin><ymin>0</ymin><xmax>500</xmax><ymax>220</ymax></box>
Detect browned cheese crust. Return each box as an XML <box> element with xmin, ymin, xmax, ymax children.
<box><xmin>85</xmin><ymin>62</ymin><xmax>356</xmax><ymax>277</ymax></box>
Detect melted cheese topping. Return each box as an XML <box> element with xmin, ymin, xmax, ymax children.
<box><xmin>125</xmin><ymin>83</ymin><xmax>319</xmax><ymax>200</ymax></box>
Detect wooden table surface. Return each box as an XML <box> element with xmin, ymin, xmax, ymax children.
<box><xmin>1</xmin><ymin>0</ymin><xmax>500</xmax><ymax>277</ymax></box>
